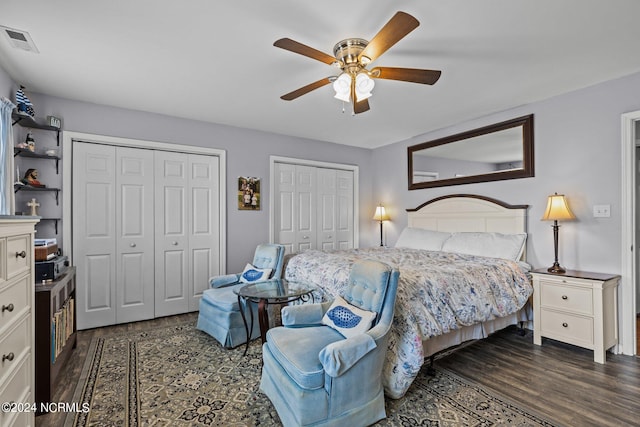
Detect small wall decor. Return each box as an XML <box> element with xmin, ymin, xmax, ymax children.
<box><xmin>238</xmin><ymin>176</ymin><xmax>261</xmax><ymax>210</ymax></box>
<box><xmin>21</xmin><ymin>168</ymin><xmax>44</xmax><ymax>187</ymax></box>
<box><xmin>47</xmin><ymin>115</ymin><xmax>61</xmax><ymax>128</ymax></box>
<box><xmin>15</xmin><ymin>85</ymin><xmax>35</xmax><ymax>117</ymax></box>
<box><xmin>27</xmin><ymin>198</ymin><xmax>39</xmax><ymax>216</ymax></box>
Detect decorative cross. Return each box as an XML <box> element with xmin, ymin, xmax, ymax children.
<box><xmin>27</xmin><ymin>198</ymin><xmax>40</xmax><ymax>216</ymax></box>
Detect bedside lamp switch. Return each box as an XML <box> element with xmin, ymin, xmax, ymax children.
<box><xmin>593</xmin><ymin>204</ymin><xmax>610</xmax><ymax>218</ymax></box>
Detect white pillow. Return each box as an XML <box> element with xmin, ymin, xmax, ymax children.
<box><xmin>322</xmin><ymin>296</ymin><xmax>377</xmax><ymax>339</ymax></box>
<box><xmin>239</xmin><ymin>263</ymin><xmax>273</xmax><ymax>283</ymax></box>
<box><xmin>395</xmin><ymin>227</ymin><xmax>451</xmax><ymax>251</ymax></box>
<box><xmin>441</xmin><ymin>232</ymin><xmax>527</xmax><ymax>261</ymax></box>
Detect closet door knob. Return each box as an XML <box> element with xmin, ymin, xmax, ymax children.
<box><xmin>561</xmin><ymin>295</ymin><xmax>568</xmax><ymax>300</ymax></box>
<box><xmin>15</xmin><ymin>251</ymin><xmax>26</xmax><ymax>259</ymax></box>
<box><xmin>2</xmin><ymin>352</ymin><xmax>14</xmax><ymax>362</ymax></box>
<box><xmin>172</xmin><ymin>241</ymin><xmax>178</xmax><ymax>246</ymax></box>
<box><xmin>130</xmin><ymin>243</ymin><xmax>136</xmax><ymax>248</ymax></box>
<box><xmin>2</xmin><ymin>303</ymin><xmax>14</xmax><ymax>313</ymax></box>
<box><xmin>562</xmin><ymin>322</ymin><xmax>568</xmax><ymax>328</ymax></box>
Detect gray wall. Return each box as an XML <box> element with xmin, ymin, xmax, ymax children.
<box><xmin>373</xmin><ymin>70</ymin><xmax>640</xmax><ymax>275</ymax></box>
<box><xmin>5</xmin><ymin>62</ymin><xmax>640</xmax><ymax>276</ymax></box>
<box><xmin>0</xmin><ymin>69</ymin><xmax>376</xmax><ymax>273</ymax></box>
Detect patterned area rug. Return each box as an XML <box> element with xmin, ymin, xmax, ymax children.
<box><xmin>66</xmin><ymin>322</ymin><xmax>560</xmax><ymax>427</ymax></box>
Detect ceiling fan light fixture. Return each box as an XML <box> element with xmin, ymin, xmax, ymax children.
<box><xmin>355</xmin><ymin>73</ymin><xmax>374</xmax><ymax>101</ymax></box>
<box><xmin>360</xmin><ymin>55</ymin><xmax>371</xmax><ymax>65</ymax></box>
<box><xmin>333</xmin><ymin>73</ymin><xmax>351</xmax><ymax>102</ymax></box>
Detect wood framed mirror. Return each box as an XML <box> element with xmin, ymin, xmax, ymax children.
<box><xmin>408</xmin><ymin>114</ymin><xmax>534</xmax><ymax>190</ymax></box>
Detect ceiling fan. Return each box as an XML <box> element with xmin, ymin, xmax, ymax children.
<box><xmin>274</xmin><ymin>11</ymin><xmax>441</xmax><ymax>114</ymax></box>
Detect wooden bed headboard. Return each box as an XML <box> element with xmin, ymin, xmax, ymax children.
<box><xmin>406</xmin><ymin>194</ymin><xmax>528</xmax><ymax>235</ymax></box>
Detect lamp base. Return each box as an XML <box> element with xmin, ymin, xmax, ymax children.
<box><xmin>547</xmin><ymin>262</ymin><xmax>566</xmax><ymax>274</ymax></box>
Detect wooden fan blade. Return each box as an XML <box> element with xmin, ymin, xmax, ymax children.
<box><xmin>358</xmin><ymin>11</ymin><xmax>419</xmax><ymax>63</ymax></box>
<box><xmin>274</xmin><ymin>38</ymin><xmax>338</xmax><ymax>65</ymax></box>
<box><xmin>354</xmin><ymin>98</ymin><xmax>370</xmax><ymax>114</ymax></box>
<box><xmin>280</xmin><ymin>77</ymin><xmax>332</xmax><ymax>101</ymax></box>
<box><xmin>371</xmin><ymin>67</ymin><xmax>441</xmax><ymax>85</ymax></box>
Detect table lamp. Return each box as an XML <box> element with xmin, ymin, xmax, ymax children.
<box><xmin>541</xmin><ymin>193</ymin><xmax>575</xmax><ymax>273</ymax></box>
<box><xmin>373</xmin><ymin>204</ymin><xmax>390</xmax><ymax>247</ymax></box>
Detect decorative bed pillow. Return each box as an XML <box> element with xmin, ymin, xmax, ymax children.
<box><xmin>322</xmin><ymin>296</ymin><xmax>377</xmax><ymax>339</ymax></box>
<box><xmin>441</xmin><ymin>232</ymin><xmax>527</xmax><ymax>261</ymax></box>
<box><xmin>395</xmin><ymin>227</ymin><xmax>451</xmax><ymax>251</ymax></box>
<box><xmin>239</xmin><ymin>263</ymin><xmax>273</xmax><ymax>283</ymax></box>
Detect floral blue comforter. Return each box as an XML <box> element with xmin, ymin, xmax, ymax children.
<box><xmin>284</xmin><ymin>247</ymin><xmax>532</xmax><ymax>399</ymax></box>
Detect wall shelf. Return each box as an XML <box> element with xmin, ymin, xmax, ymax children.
<box><xmin>11</xmin><ymin>112</ymin><xmax>61</xmax><ymax>145</ymax></box>
<box><xmin>14</xmin><ymin>147</ymin><xmax>60</xmax><ymax>173</ymax></box>
<box><xmin>14</xmin><ymin>184</ymin><xmax>60</xmax><ymax>205</ymax></box>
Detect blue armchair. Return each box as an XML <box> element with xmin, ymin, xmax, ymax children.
<box><xmin>259</xmin><ymin>259</ymin><xmax>400</xmax><ymax>427</ymax></box>
<box><xmin>197</xmin><ymin>243</ymin><xmax>285</xmax><ymax>348</ymax></box>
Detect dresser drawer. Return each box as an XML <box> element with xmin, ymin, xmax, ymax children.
<box><xmin>6</xmin><ymin>235</ymin><xmax>30</xmax><ymax>281</ymax></box>
<box><xmin>0</xmin><ymin>275</ymin><xmax>30</xmax><ymax>330</ymax></box>
<box><xmin>0</xmin><ymin>353</ymin><xmax>32</xmax><ymax>427</ymax></box>
<box><xmin>540</xmin><ymin>308</ymin><xmax>594</xmax><ymax>348</ymax></box>
<box><xmin>539</xmin><ymin>281</ymin><xmax>593</xmax><ymax>315</ymax></box>
<box><xmin>0</xmin><ymin>316</ymin><xmax>30</xmax><ymax>382</ymax></box>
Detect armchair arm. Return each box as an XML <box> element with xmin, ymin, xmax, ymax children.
<box><xmin>281</xmin><ymin>301</ymin><xmax>332</xmax><ymax>327</ymax></box>
<box><xmin>209</xmin><ymin>274</ymin><xmax>241</xmax><ymax>289</ymax></box>
<box><xmin>319</xmin><ymin>333</ymin><xmax>377</xmax><ymax>377</ymax></box>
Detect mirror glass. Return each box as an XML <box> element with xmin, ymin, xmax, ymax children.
<box><xmin>408</xmin><ymin>115</ymin><xmax>534</xmax><ymax>190</ymax></box>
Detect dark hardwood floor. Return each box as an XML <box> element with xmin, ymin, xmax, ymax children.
<box><xmin>37</xmin><ymin>313</ymin><xmax>640</xmax><ymax>427</ymax></box>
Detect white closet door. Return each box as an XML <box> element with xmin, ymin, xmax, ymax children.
<box><xmin>275</xmin><ymin>163</ymin><xmax>318</xmax><ymax>254</ymax></box>
<box><xmin>335</xmin><ymin>169</ymin><xmax>354</xmax><ymax>249</ymax></box>
<box><xmin>188</xmin><ymin>154</ymin><xmax>220</xmax><ymax>311</ymax></box>
<box><xmin>295</xmin><ymin>165</ymin><xmax>316</xmax><ymax>252</ymax></box>
<box><xmin>317</xmin><ymin>168</ymin><xmax>337</xmax><ymax>250</ymax></box>
<box><xmin>73</xmin><ymin>142</ymin><xmax>117</xmax><ymax>329</ymax></box>
<box><xmin>274</xmin><ymin>163</ymin><xmax>296</xmax><ymax>254</ymax></box>
<box><xmin>116</xmin><ymin>147</ymin><xmax>155</xmax><ymax>322</ymax></box>
<box><xmin>154</xmin><ymin>151</ymin><xmax>189</xmax><ymax>316</ymax></box>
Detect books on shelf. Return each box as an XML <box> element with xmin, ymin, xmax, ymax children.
<box><xmin>51</xmin><ymin>297</ymin><xmax>74</xmax><ymax>364</ymax></box>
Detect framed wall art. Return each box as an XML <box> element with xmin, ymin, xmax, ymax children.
<box><xmin>238</xmin><ymin>176</ymin><xmax>260</xmax><ymax>210</ymax></box>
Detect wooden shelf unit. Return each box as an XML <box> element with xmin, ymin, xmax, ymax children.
<box><xmin>34</xmin><ymin>267</ymin><xmax>76</xmax><ymax>411</ymax></box>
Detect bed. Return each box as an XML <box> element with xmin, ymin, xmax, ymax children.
<box><xmin>284</xmin><ymin>194</ymin><xmax>533</xmax><ymax>399</ymax></box>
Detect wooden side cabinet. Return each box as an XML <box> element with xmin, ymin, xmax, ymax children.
<box><xmin>34</xmin><ymin>267</ymin><xmax>76</xmax><ymax>411</ymax></box>
<box><xmin>531</xmin><ymin>268</ymin><xmax>619</xmax><ymax>363</ymax></box>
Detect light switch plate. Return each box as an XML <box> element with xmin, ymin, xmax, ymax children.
<box><xmin>593</xmin><ymin>204</ymin><xmax>611</xmax><ymax>217</ymax></box>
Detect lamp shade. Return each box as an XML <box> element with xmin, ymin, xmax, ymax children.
<box><xmin>541</xmin><ymin>193</ymin><xmax>575</xmax><ymax>221</ymax></box>
<box><xmin>333</xmin><ymin>73</ymin><xmax>351</xmax><ymax>102</ymax></box>
<box><xmin>355</xmin><ymin>73</ymin><xmax>374</xmax><ymax>101</ymax></box>
<box><xmin>373</xmin><ymin>205</ymin><xmax>390</xmax><ymax>222</ymax></box>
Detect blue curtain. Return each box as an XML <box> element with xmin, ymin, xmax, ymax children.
<box><xmin>0</xmin><ymin>97</ymin><xmax>16</xmax><ymax>215</ymax></box>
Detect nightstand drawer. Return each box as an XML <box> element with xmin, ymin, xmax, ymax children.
<box><xmin>539</xmin><ymin>281</ymin><xmax>593</xmax><ymax>315</ymax></box>
<box><xmin>540</xmin><ymin>308</ymin><xmax>594</xmax><ymax>348</ymax></box>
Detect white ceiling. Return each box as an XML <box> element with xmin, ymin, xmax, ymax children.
<box><xmin>1</xmin><ymin>1</ymin><xmax>640</xmax><ymax>149</ymax></box>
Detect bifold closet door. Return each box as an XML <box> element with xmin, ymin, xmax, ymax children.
<box><xmin>274</xmin><ymin>163</ymin><xmax>316</xmax><ymax>254</ymax></box>
<box><xmin>317</xmin><ymin>168</ymin><xmax>354</xmax><ymax>250</ymax></box>
<box><xmin>154</xmin><ymin>151</ymin><xmax>220</xmax><ymax>317</ymax></box>
<box><xmin>274</xmin><ymin>163</ymin><xmax>354</xmax><ymax>254</ymax></box>
<box><xmin>73</xmin><ymin>143</ymin><xmax>155</xmax><ymax>329</ymax></box>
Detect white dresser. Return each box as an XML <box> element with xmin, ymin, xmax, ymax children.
<box><xmin>531</xmin><ymin>268</ymin><xmax>619</xmax><ymax>364</ymax></box>
<box><xmin>0</xmin><ymin>218</ymin><xmax>38</xmax><ymax>427</ymax></box>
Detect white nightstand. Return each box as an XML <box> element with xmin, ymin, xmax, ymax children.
<box><xmin>531</xmin><ymin>268</ymin><xmax>619</xmax><ymax>364</ymax></box>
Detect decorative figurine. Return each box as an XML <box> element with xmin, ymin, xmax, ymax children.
<box><xmin>27</xmin><ymin>198</ymin><xmax>40</xmax><ymax>216</ymax></box>
<box><xmin>25</xmin><ymin>132</ymin><xmax>35</xmax><ymax>152</ymax></box>
<box><xmin>21</xmin><ymin>168</ymin><xmax>44</xmax><ymax>187</ymax></box>
<box><xmin>15</xmin><ymin>85</ymin><xmax>35</xmax><ymax>117</ymax></box>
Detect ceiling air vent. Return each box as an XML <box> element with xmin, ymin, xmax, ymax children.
<box><xmin>0</xmin><ymin>26</ymin><xmax>39</xmax><ymax>53</ymax></box>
